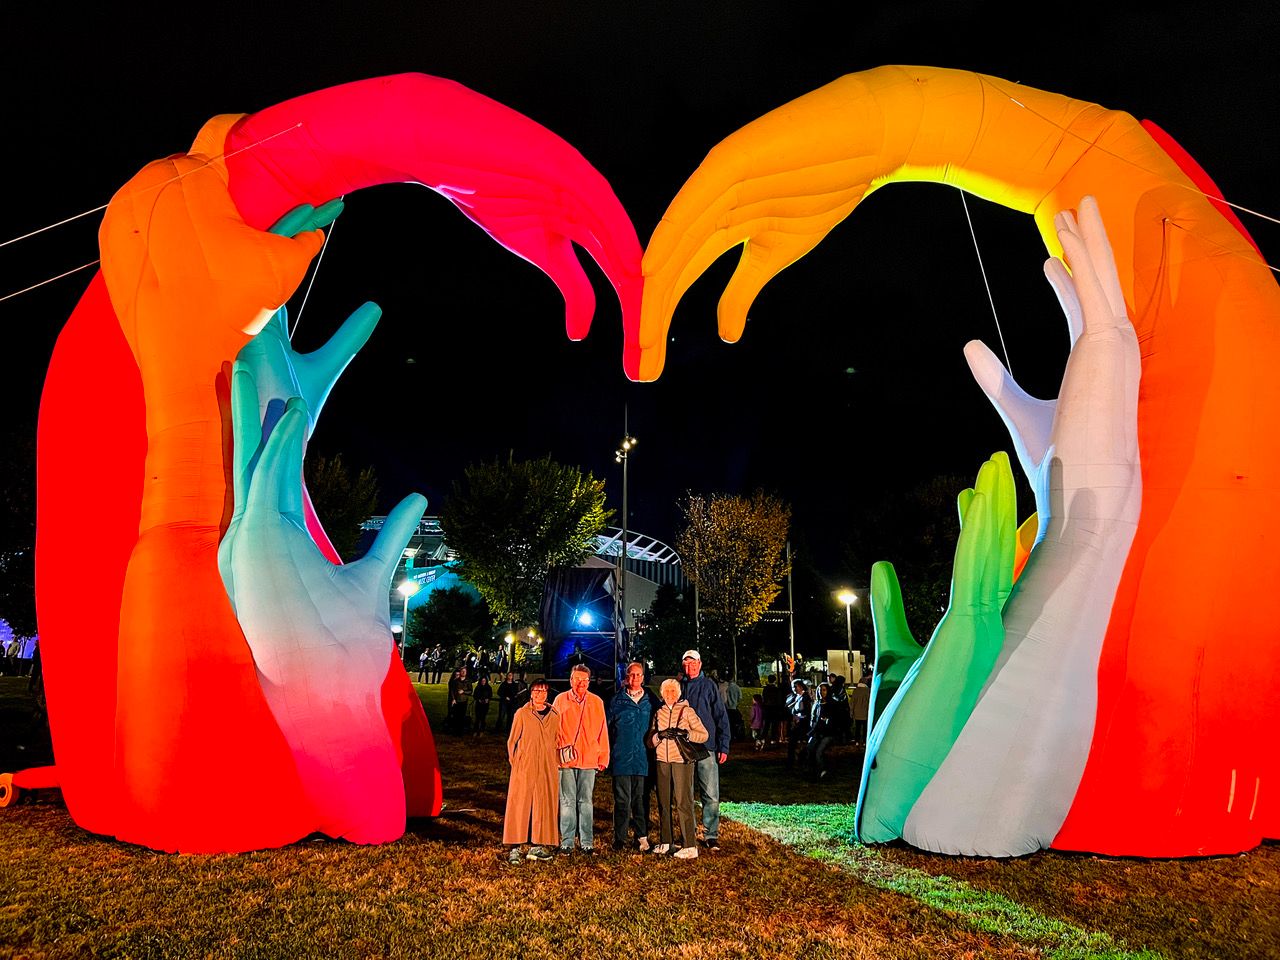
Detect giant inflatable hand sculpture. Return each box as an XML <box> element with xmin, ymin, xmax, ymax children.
<box><xmin>637</xmin><ymin>66</ymin><xmax>1280</xmax><ymax>857</ymax></box>
<box><xmin>902</xmin><ymin>199</ymin><xmax>1142</xmax><ymax>855</ymax></box>
<box><xmin>857</xmin><ymin>452</ymin><xmax>1017</xmax><ymax>846</ymax></box>
<box><xmin>35</xmin><ymin>75</ymin><xmax>641</xmax><ymax>852</ymax></box>
<box><xmin>858</xmin><ymin>200</ymin><xmax>1143</xmax><ymax>854</ymax></box>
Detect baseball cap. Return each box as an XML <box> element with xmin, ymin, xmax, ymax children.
<box><xmin>681</xmin><ymin>649</ymin><xmax>701</xmax><ymax>661</ymax></box>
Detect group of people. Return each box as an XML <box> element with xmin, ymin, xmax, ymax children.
<box><xmin>502</xmin><ymin>649</ymin><xmax>730</xmax><ymax>863</ymax></box>
<box><xmin>418</xmin><ymin>643</ymin><xmax>515</xmax><ymax>686</ymax></box>
<box><xmin>445</xmin><ymin>668</ymin><xmax>528</xmax><ymax>735</ymax></box>
<box><xmin>748</xmin><ymin>672</ymin><xmax>869</xmax><ymax>778</ymax></box>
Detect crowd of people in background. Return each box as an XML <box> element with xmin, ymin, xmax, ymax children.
<box><xmin>749</xmin><ymin>669</ymin><xmax>869</xmax><ymax>767</ymax></box>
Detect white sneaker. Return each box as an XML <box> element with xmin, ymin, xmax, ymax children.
<box><xmin>673</xmin><ymin>846</ymin><xmax>699</xmax><ymax>859</ymax></box>
<box><xmin>652</xmin><ymin>844</ymin><xmax>671</xmax><ymax>855</ymax></box>
<box><xmin>637</xmin><ymin>837</ymin><xmax>651</xmax><ymax>852</ymax></box>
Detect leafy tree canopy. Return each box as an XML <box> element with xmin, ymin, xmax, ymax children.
<box><xmin>304</xmin><ymin>453</ymin><xmax>379</xmax><ymax>562</ymax></box>
<box><xmin>842</xmin><ymin>473</ymin><xmax>970</xmax><ymax>645</ymax></box>
<box><xmin>675</xmin><ymin>491</ymin><xmax>791</xmax><ymax>676</ymax></box>
<box><xmin>406</xmin><ymin>586</ymin><xmax>493</xmax><ymax>665</ymax></box>
<box><xmin>441</xmin><ymin>454</ymin><xmax>612</xmax><ymax>626</ymax></box>
<box><xmin>632</xmin><ymin>582</ymin><xmax>697</xmax><ymax>675</ymax></box>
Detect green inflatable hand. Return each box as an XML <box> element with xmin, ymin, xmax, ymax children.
<box><xmin>856</xmin><ymin>452</ymin><xmax>1017</xmax><ymax>843</ymax></box>
<box><xmin>865</xmin><ymin>560</ymin><xmax>922</xmax><ymax>739</ymax></box>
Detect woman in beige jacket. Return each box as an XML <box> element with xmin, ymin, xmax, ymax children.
<box><xmin>647</xmin><ymin>678</ymin><xmax>710</xmax><ymax>858</ymax></box>
<box><xmin>503</xmin><ymin>680</ymin><xmax>560</xmax><ymax>862</ymax></box>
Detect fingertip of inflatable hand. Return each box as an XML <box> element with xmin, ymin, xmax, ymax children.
<box><xmin>354</xmin><ymin>300</ymin><xmax>382</xmax><ymax>321</ymax></box>
<box><xmin>564</xmin><ymin>308</ymin><xmax>593</xmax><ymax>342</ymax></box>
<box><xmin>717</xmin><ymin>302</ymin><xmax>747</xmax><ymax>344</ymax></box>
<box><xmin>562</xmin><ymin>279</ymin><xmax>597</xmax><ymax>341</ymax></box>
<box><xmin>962</xmin><ymin>340</ymin><xmax>1004</xmax><ymax>390</ymax></box>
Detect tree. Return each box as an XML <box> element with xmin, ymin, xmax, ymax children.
<box><xmin>841</xmin><ymin>473</ymin><xmax>970</xmax><ymax>646</ymax></box>
<box><xmin>441</xmin><ymin>454</ymin><xmax>612</xmax><ymax>627</ymax></box>
<box><xmin>304</xmin><ymin>453</ymin><xmax>379</xmax><ymax>562</ymax></box>
<box><xmin>632</xmin><ymin>582</ymin><xmax>697</xmax><ymax>674</ymax></box>
<box><xmin>675</xmin><ymin>491</ymin><xmax>792</xmax><ymax>680</ymax></box>
<box><xmin>407</xmin><ymin>586</ymin><xmax>493</xmax><ymax>665</ymax></box>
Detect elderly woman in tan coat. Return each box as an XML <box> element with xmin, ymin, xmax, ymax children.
<box><xmin>647</xmin><ymin>678</ymin><xmax>710</xmax><ymax>859</ymax></box>
<box><xmin>503</xmin><ymin>679</ymin><xmax>560</xmax><ymax>862</ymax></box>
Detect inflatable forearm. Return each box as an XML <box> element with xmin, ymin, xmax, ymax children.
<box><xmin>35</xmin><ymin>75</ymin><xmax>640</xmax><ymax>852</ymax></box>
<box><xmin>637</xmin><ymin>66</ymin><xmax>1280</xmax><ymax>857</ymax></box>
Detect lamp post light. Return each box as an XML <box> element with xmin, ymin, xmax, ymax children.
<box><xmin>614</xmin><ymin>428</ymin><xmax>637</xmax><ymax>675</ymax></box>
<box><xmin>397</xmin><ymin>579</ymin><xmax>420</xmax><ymax>663</ymax></box>
<box><xmin>526</xmin><ymin>628</ymin><xmax>542</xmax><ymax>673</ymax></box>
<box><xmin>837</xmin><ymin>589</ymin><xmax>858</xmax><ymax>653</ymax></box>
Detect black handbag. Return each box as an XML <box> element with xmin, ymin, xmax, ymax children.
<box><xmin>674</xmin><ymin>706</ymin><xmax>711</xmax><ymax>762</ymax></box>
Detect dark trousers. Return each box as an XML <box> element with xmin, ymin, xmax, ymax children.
<box><xmin>728</xmin><ymin>709</ymin><xmax>745</xmax><ymax>742</ymax></box>
<box><xmin>612</xmin><ymin>774</ymin><xmax>648</xmax><ymax>845</ymax></box>
<box><xmin>497</xmin><ymin>700</ymin><xmax>514</xmax><ymax>733</ymax></box>
<box><xmin>787</xmin><ymin>722</ymin><xmax>810</xmax><ymax>769</ymax></box>
<box><xmin>431</xmin><ymin>666</ymin><xmax>443</xmax><ymax>683</ymax></box>
<box><xmin>808</xmin><ymin>735</ymin><xmax>834</xmax><ymax>776</ymax></box>
<box><xmin>474</xmin><ymin>704</ymin><xmax>490</xmax><ymax>732</ymax></box>
<box><xmin>655</xmin><ymin>761</ymin><xmax>695</xmax><ymax>847</ymax></box>
<box><xmin>765</xmin><ymin>706</ymin><xmax>784</xmax><ymax>743</ymax></box>
<box><xmin>448</xmin><ymin>701</ymin><xmax>468</xmax><ymax>733</ymax></box>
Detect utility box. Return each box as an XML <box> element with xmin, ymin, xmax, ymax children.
<box><xmin>826</xmin><ymin>649</ymin><xmax>862</xmax><ymax>683</ymax></box>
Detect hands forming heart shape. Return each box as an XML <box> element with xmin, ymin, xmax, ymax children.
<box><xmin>33</xmin><ymin>67</ymin><xmax>1280</xmax><ymax>856</ymax></box>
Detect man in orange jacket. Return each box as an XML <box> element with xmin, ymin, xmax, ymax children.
<box><xmin>553</xmin><ymin>664</ymin><xmax>610</xmax><ymax>854</ymax></box>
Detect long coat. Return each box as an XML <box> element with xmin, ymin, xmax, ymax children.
<box><xmin>503</xmin><ymin>703</ymin><xmax>561</xmax><ymax>845</ymax></box>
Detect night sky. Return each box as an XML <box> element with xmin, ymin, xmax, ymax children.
<box><xmin>5</xmin><ymin>2</ymin><xmax>1278</xmax><ymax>582</ymax></box>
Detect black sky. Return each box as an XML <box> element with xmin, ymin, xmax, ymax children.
<box><xmin>4</xmin><ymin>2</ymin><xmax>1278</xmax><ymax>578</ymax></box>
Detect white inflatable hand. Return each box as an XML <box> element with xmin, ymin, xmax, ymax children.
<box><xmin>904</xmin><ymin>196</ymin><xmax>1142</xmax><ymax>856</ymax></box>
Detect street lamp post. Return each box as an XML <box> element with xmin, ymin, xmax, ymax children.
<box><xmin>615</xmin><ymin>426</ymin><xmax>637</xmax><ymax>676</ymax></box>
<box><xmin>837</xmin><ymin>589</ymin><xmax>858</xmax><ymax>654</ymax></box>
<box><xmin>397</xmin><ymin>580</ymin><xmax>420</xmax><ymax>664</ymax></box>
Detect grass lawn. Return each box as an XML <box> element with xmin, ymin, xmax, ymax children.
<box><xmin>1</xmin><ymin>677</ymin><xmax>1277</xmax><ymax>959</ymax></box>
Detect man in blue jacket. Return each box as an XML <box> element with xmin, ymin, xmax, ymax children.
<box><xmin>608</xmin><ymin>661</ymin><xmax>660</xmax><ymax>851</ymax></box>
<box><xmin>679</xmin><ymin>649</ymin><xmax>731</xmax><ymax>851</ymax></box>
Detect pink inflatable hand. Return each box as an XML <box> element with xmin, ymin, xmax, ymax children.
<box><xmin>224</xmin><ymin>74</ymin><xmax>642</xmax><ymax>345</ymax></box>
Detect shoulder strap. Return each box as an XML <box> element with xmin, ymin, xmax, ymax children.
<box><xmin>567</xmin><ymin>697</ymin><xmax>586</xmax><ymax>745</ymax></box>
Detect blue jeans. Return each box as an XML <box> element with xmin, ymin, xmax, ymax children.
<box><xmin>693</xmin><ymin>755</ymin><xmax>720</xmax><ymax>841</ymax></box>
<box><xmin>559</xmin><ymin>768</ymin><xmax>597</xmax><ymax>850</ymax></box>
